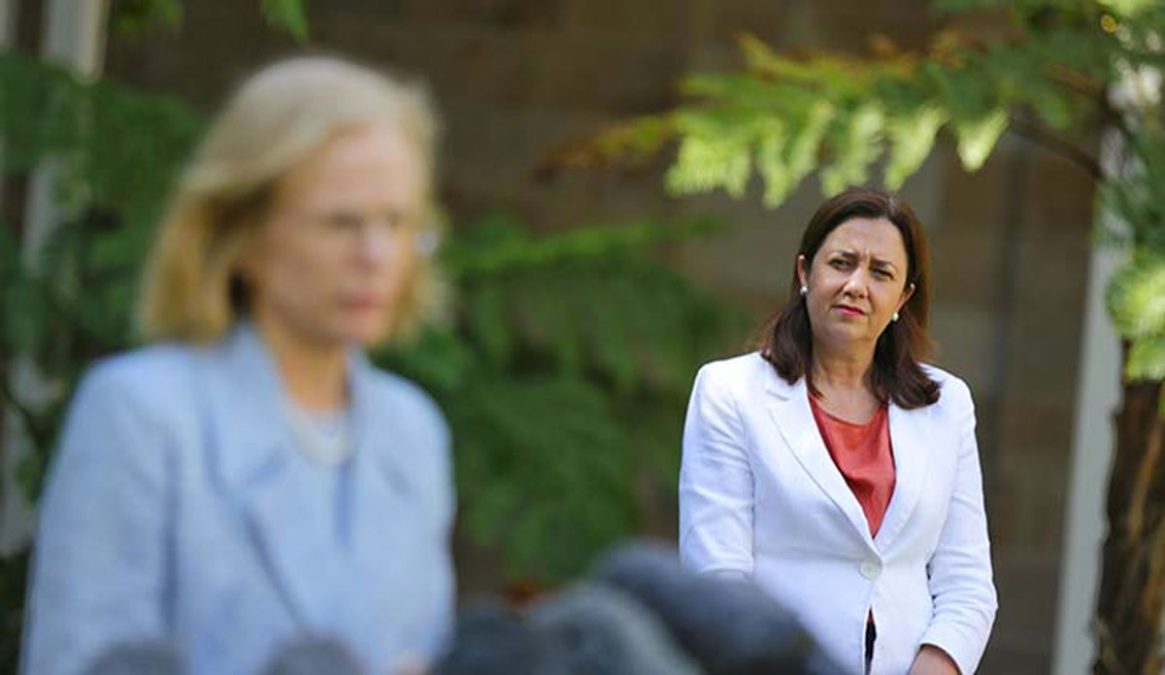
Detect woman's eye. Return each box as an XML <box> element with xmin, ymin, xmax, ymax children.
<box><xmin>325</xmin><ymin>213</ymin><xmax>363</xmax><ymax>229</ymax></box>
<box><xmin>383</xmin><ymin>212</ymin><xmax>404</xmax><ymax>231</ymax></box>
<box><xmin>830</xmin><ymin>259</ymin><xmax>851</xmax><ymax>269</ymax></box>
<box><xmin>873</xmin><ymin>268</ymin><xmax>892</xmax><ymax>279</ymax></box>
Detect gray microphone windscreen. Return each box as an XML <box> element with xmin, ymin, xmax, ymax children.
<box><xmin>261</xmin><ymin>635</ymin><xmax>366</xmax><ymax>675</ymax></box>
<box><xmin>529</xmin><ymin>584</ymin><xmax>703</xmax><ymax>675</ymax></box>
<box><xmin>83</xmin><ymin>639</ymin><xmax>185</xmax><ymax>675</ymax></box>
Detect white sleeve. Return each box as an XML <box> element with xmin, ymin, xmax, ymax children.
<box><xmin>678</xmin><ymin>364</ymin><xmax>756</xmax><ymax>577</ymax></box>
<box><xmin>919</xmin><ymin>378</ymin><xmax>999</xmax><ymax>674</ymax></box>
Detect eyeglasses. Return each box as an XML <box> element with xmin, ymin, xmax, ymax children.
<box><xmin>284</xmin><ymin>208</ymin><xmax>441</xmax><ymax>257</ymax></box>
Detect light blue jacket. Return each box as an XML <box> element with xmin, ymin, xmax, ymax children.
<box><xmin>21</xmin><ymin>324</ymin><xmax>455</xmax><ymax>674</ymax></box>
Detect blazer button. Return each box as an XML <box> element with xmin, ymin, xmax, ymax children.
<box><xmin>860</xmin><ymin>559</ymin><xmax>881</xmax><ymax>580</ymax></box>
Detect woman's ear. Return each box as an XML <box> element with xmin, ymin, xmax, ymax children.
<box><xmin>229</xmin><ymin>213</ymin><xmax>269</xmax><ymax>297</ymax></box>
<box><xmin>796</xmin><ymin>254</ymin><xmax>808</xmax><ymax>289</ymax></box>
<box><xmin>899</xmin><ymin>281</ymin><xmax>916</xmax><ymax>310</ymax></box>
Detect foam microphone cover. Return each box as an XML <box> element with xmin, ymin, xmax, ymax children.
<box><xmin>431</xmin><ymin>599</ymin><xmax>567</xmax><ymax>675</ymax></box>
<box><xmin>591</xmin><ymin>541</ymin><xmax>843</xmax><ymax>675</ymax></box>
<box><xmin>83</xmin><ymin>639</ymin><xmax>186</xmax><ymax>675</ymax></box>
<box><xmin>528</xmin><ymin>584</ymin><xmax>702</xmax><ymax>675</ymax></box>
<box><xmin>261</xmin><ymin>635</ymin><xmax>366</xmax><ymax>675</ymax></box>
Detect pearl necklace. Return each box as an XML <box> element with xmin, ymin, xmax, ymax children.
<box><xmin>287</xmin><ymin>404</ymin><xmax>353</xmax><ymax>467</ymax></box>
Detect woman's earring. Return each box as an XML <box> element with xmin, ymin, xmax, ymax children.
<box><xmin>892</xmin><ymin>311</ymin><xmax>900</xmax><ymax>322</ymax></box>
<box><xmin>800</xmin><ymin>285</ymin><xmax>808</xmax><ymax>297</ymax></box>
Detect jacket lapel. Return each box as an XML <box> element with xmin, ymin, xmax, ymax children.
<box><xmin>874</xmin><ymin>402</ymin><xmax>931</xmax><ymax>551</ymax></box>
<box><xmin>346</xmin><ymin>352</ymin><xmax>416</xmax><ymax>572</ymax></box>
<box><xmin>198</xmin><ymin>324</ymin><xmax>345</xmax><ymax>628</ymax></box>
<box><xmin>764</xmin><ymin>374</ymin><xmax>875</xmax><ymax>549</ymax></box>
<box><xmin>341</xmin><ymin>352</ymin><xmax>440</xmax><ymax>648</ymax></box>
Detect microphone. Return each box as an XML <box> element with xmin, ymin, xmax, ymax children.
<box><xmin>431</xmin><ymin>599</ymin><xmax>567</xmax><ymax>675</ymax></box>
<box><xmin>83</xmin><ymin>639</ymin><xmax>185</xmax><ymax>675</ymax></box>
<box><xmin>528</xmin><ymin>584</ymin><xmax>702</xmax><ymax>675</ymax></box>
<box><xmin>261</xmin><ymin>635</ymin><xmax>366</xmax><ymax>675</ymax></box>
<box><xmin>591</xmin><ymin>541</ymin><xmax>843</xmax><ymax>675</ymax></box>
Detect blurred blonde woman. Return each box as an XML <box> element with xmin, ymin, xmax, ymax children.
<box><xmin>22</xmin><ymin>56</ymin><xmax>454</xmax><ymax>674</ymax></box>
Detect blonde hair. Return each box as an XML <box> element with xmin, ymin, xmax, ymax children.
<box><xmin>138</xmin><ymin>55</ymin><xmax>445</xmax><ymax>344</ymax></box>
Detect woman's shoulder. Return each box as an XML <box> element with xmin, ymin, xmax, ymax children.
<box><xmin>691</xmin><ymin>351</ymin><xmax>775</xmax><ymax>401</ymax></box>
<box><xmin>75</xmin><ymin>343</ymin><xmax>199</xmax><ymax>410</ymax></box>
<box><xmin>60</xmin><ymin>343</ymin><xmax>204</xmax><ymax>456</ymax></box>
<box><xmin>359</xmin><ymin>367</ymin><xmax>448</xmax><ymax>437</ymax></box>
<box><xmin>696</xmin><ymin>351</ymin><xmax>770</xmax><ymax>381</ymax></box>
<box><xmin>920</xmin><ymin>363</ymin><xmax>974</xmax><ymax>411</ymax></box>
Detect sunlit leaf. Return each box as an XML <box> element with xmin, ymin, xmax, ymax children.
<box><xmin>261</xmin><ymin>0</ymin><xmax>310</xmax><ymax>42</ymax></box>
<box><xmin>885</xmin><ymin>105</ymin><xmax>947</xmax><ymax>189</ymax></box>
<box><xmin>1127</xmin><ymin>334</ymin><xmax>1165</xmax><ymax>381</ymax></box>
<box><xmin>1108</xmin><ymin>257</ymin><xmax>1165</xmax><ymax>339</ymax></box>
<box><xmin>954</xmin><ymin>108</ymin><xmax>1008</xmax><ymax>171</ymax></box>
<box><xmin>820</xmin><ymin>103</ymin><xmax>884</xmax><ymax>195</ymax></box>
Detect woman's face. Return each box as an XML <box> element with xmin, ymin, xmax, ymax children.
<box><xmin>242</xmin><ymin>122</ymin><xmax>427</xmax><ymax>349</ymax></box>
<box><xmin>797</xmin><ymin>216</ymin><xmax>914</xmax><ymax>354</ymax></box>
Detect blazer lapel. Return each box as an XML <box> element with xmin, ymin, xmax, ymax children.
<box><xmin>346</xmin><ymin>351</ymin><xmax>416</xmax><ymax>572</ymax></box>
<box><xmin>764</xmin><ymin>375</ymin><xmax>875</xmax><ymax>548</ymax></box>
<box><xmin>339</xmin><ymin>352</ymin><xmax>439</xmax><ymax>644</ymax></box>
<box><xmin>874</xmin><ymin>402</ymin><xmax>931</xmax><ymax>551</ymax></box>
<box><xmin>198</xmin><ymin>324</ymin><xmax>344</xmax><ymax>628</ymax></box>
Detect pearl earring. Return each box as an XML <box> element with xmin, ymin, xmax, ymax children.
<box><xmin>800</xmin><ymin>285</ymin><xmax>808</xmax><ymax>297</ymax></box>
<box><xmin>892</xmin><ymin>311</ymin><xmax>900</xmax><ymax>322</ymax></box>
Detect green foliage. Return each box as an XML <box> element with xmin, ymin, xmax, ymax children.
<box><xmin>0</xmin><ymin>53</ymin><xmax>202</xmax><ymax>228</ymax></box>
<box><xmin>1103</xmin><ymin>128</ymin><xmax>1165</xmax><ymax>383</ymax></box>
<box><xmin>575</xmin><ymin>0</ymin><xmax>1165</xmax><ymax>406</ymax></box>
<box><xmin>1108</xmin><ymin>252</ymin><xmax>1165</xmax><ymax>385</ymax></box>
<box><xmin>1125</xmin><ymin>335</ymin><xmax>1165</xmax><ymax>382</ymax></box>
<box><xmin>1108</xmin><ymin>256</ymin><xmax>1165</xmax><ymax>342</ymax></box>
<box><xmin>261</xmin><ymin>0</ymin><xmax>311</xmax><ymax>42</ymax></box>
<box><xmin>580</xmin><ymin>2</ymin><xmax>1142</xmax><ymax>204</ymax></box>
<box><xmin>110</xmin><ymin>0</ymin><xmax>310</xmax><ymax>41</ymax></box>
<box><xmin>1</xmin><ymin>54</ymin><xmax>205</xmax><ymax>497</ymax></box>
<box><xmin>379</xmin><ymin>214</ymin><xmax>748</xmax><ymax>581</ymax></box>
<box><xmin>112</xmin><ymin>0</ymin><xmax>184</xmax><ymax>36</ymax></box>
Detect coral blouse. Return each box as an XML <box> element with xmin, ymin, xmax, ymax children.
<box><xmin>808</xmin><ymin>395</ymin><xmax>896</xmax><ymax>536</ymax></box>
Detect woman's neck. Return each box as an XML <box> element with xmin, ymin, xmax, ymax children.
<box><xmin>253</xmin><ymin>315</ymin><xmax>349</xmax><ymax>412</ymax></box>
<box><xmin>810</xmin><ymin>343</ymin><xmax>874</xmax><ymax>392</ymax></box>
<box><xmin>810</xmin><ymin>347</ymin><xmax>881</xmax><ymax>422</ymax></box>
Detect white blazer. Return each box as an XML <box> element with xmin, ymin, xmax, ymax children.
<box><xmin>679</xmin><ymin>353</ymin><xmax>997</xmax><ymax>674</ymax></box>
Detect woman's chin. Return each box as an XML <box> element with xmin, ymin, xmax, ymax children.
<box><xmin>817</xmin><ymin>324</ymin><xmax>875</xmax><ymax>349</ymax></box>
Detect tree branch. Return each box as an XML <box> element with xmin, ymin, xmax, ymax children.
<box><xmin>1008</xmin><ymin>114</ymin><xmax>1103</xmax><ymax>180</ymax></box>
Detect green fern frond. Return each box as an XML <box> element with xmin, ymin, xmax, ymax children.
<box><xmin>1108</xmin><ymin>257</ymin><xmax>1165</xmax><ymax>339</ymax></box>
<box><xmin>1126</xmin><ymin>334</ymin><xmax>1165</xmax><ymax>381</ymax></box>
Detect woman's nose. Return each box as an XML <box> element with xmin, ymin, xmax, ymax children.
<box><xmin>842</xmin><ymin>270</ymin><xmax>868</xmax><ymax>297</ymax></box>
<box><xmin>357</xmin><ymin>222</ymin><xmax>396</xmax><ymax>265</ymax></box>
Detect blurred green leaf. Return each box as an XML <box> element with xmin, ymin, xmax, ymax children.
<box><xmin>1127</xmin><ymin>334</ymin><xmax>1165</xmax><ymax>381</ymax></box>
<box><xmin>1108</xmin><ymin>257</ymin><xmax>1165</xmax><ymax>339</ymax></box>
<box><xmin>261</xmin><ymin>0</ymin><xmax>310</xmax><ymax>42</ymax></box>
<box><xmin>954</xmin><ymin>108</ymin><xmax>1009</xmax><ymax>171</ymax></box>
<box><xmin>885</xmin><ymin>105</ymin><xmax>947</xmax><ymax>188</ymax></box>
<box><xmin>821</xmin><ymin>103</ymin><xmax>885</xmax><ymax>194</ymax></box>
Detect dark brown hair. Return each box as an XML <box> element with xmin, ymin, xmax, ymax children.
<box><xmin>760</xmin><ymin>186</ymin><xmax>939</xmax><ymax>408</ymax></box>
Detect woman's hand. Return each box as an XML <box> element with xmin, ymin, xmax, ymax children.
<box><xmin>908</xmin><ymin>645</ymin><xmax>960</xmax><ymax>675</ymax></box>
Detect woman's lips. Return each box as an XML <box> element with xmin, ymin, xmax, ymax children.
<box><xmin>342</xmin><ymin>295</ymin><xmax>386</xmax><ymax>311</ymax></box>
<box><xmin>833</xmin><ymin>304</ymin><xmax>864</xmax><ymax>317</ymax></box>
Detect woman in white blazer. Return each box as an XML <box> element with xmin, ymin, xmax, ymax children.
<box><xmin>23</xmin><ymin>57</ymin><xmax>454</xmax><ymax>674</ymax></box>
<box><xmin>680</xmin><ymin>187</ymin><xmax>997</xmax><ymax>675</ymax></box>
